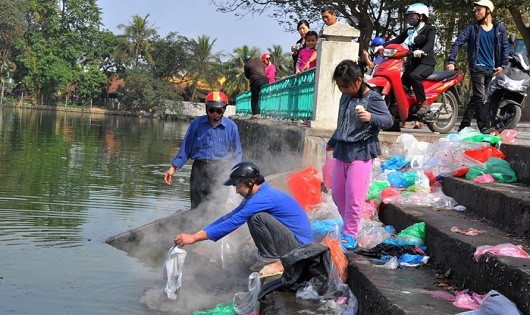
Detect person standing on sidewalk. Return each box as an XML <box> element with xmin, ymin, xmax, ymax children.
<box><xmin>244</xmin><ymin>55</ymin><xmax>269</xmax><ymax>119</ymax></box>
<box><xmin>262</xmin><ymin>53</ymin><xmax>277</xmax><ymax>83</ymax></box>
<box><xmin>446</xmin><ymin>0</ymin><xmax>509</xmax><ymax>134</ymax></box>
<box><xmin>164</xmin><ymin>91</ymin><xmax>242</xmax><ymax>209</ymax></box>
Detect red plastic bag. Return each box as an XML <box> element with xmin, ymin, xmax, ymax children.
<box><xmin>464</xmin><ymin>146</ymin><xmax>505</xmax><ymax>163</ymax></box>
<box><xmin>287</xmin><ymin>167</ymin><xmax>322</xmax><ymax>212</ymax></box>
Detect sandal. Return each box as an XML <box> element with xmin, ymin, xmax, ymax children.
<box><xmin>416</xmin><ymin>105</ymin><xmax>429</xmax><ymax>115</ymax></box>
<box><xmin>341</xmin><ymin>233</ymin><xmax>357</xmax><ymax>251</ymax></box>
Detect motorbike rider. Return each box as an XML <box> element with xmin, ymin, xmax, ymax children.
<box><xmin>384</xmin><ymin>3</ymin><xmax>436</xmax><ymax>116</ymax></box>
<box><xmin>446</xmin><ymin>0</ymin><xmax>509</xmax><ymax>134</ymax></box>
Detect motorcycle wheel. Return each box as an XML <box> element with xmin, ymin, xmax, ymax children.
<box><xmin>494</xmin><ymin>100</ymin><xmax>522</xmax><ymax>130</ymax></box>
<box><xmin>426</xmin><ymin>90</ymin><xmax>458</xmax><ymax>134</ymax></box>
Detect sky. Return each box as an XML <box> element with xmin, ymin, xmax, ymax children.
<box><xmin>96</xmin><ymin>0</ymin><xmax>306</xmax><ymax>56</ymax></box>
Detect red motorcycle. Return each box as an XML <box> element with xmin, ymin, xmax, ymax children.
<box><xmin>368</xmin><ymin>43</ymin><xmax>463</xmax><ymax>134</ymax></box>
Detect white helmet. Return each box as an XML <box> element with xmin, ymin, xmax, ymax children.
<box><xmin>474</xmin><ymin>0</ymin><xmax>494</xmax><ymax>12</ymax></box>
<box><xmin>406</xmin><ymin>3</ymin><xmax>429</xmax><ymax>18</ymax></box>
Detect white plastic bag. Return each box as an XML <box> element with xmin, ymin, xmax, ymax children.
<box><xmin>164</xmin><ymin>246</ymin><xmax>187</xmax><ymax>300</ymax></box>
<box><xmin>233</xmin><ymin>272</ymin><xmax>261</xmax><ymax>315</ymax></box>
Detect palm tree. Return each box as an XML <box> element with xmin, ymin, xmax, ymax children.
<box><xmin>267</xmin><ymin>45</ymin><xmax>292</xmax><ymax>79</ymax></box>
<box><xmin>185</xmin><ymin>35</ymin><xmax>223</xmax><ymax>101</ymax></box>
<box><xmin>117</xmin><ymin>14</ymin><xmax>158</xmax><ymax>67</ymax></box>
<box><xmin>221</xmin><ymin>45</ymin><xmax>261</xmax><ymax>101</ymax></box>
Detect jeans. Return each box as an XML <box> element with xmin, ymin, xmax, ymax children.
<box><xmin>247</xmin><ymin>212</ymin><xmax>300</xmax><ymax>261</ymax></box>
<box><xmin>459</xmin><ymin>66</ymin><xmax>494</xmax><ymax>131</ymax></box>
<box><xmin>190</xmin><ymin>160</ymin><xmax>230</xmax><ymax>209</ymax></box>
<box><xmin>250</xmin><ymin>78</ymin><xmax>268</xmax><ymax>115</ymax></box>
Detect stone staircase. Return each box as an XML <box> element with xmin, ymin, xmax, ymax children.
<box><xmin>349</xmin><ymin>142</ymin><xmax>530</xmax><ymax>314</ymax></box>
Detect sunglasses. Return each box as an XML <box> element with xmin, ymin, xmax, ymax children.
<box><xmin>208</xmin><ymin>107</ymin><xmax>224</xmax><ymax>114</ymax></box>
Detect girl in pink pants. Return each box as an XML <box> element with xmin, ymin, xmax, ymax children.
<box><xmin>326</xmin><ymin>60</ymin><xmax>393</xmax><ymax>250</ymax></box>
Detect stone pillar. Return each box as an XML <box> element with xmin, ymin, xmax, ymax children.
<box><xmin>309</xmin><ymin>23</ymin><xmax>360</xmax><ymax>130</ymax></box>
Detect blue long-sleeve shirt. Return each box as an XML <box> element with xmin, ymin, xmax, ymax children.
<box><xmin>204</xmin><ymin>183</ymin><xmax>313</xmax><ymax>244</ymax></box>
<box><xmin>328</xmin><ymin>90</ymin><xmax>393</xmax><ymax>162</ymax></box>
<box><xmin>171</xmin><ymin>115</ymin><xmax>242</xmax><ymax>168</ymax></box>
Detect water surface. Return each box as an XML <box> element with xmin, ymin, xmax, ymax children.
<box><xmin>0</xmin><ymin>108</ymin><xmax>192</xmax><ymax>314</ymax></box>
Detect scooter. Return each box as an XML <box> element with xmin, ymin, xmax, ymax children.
<box><xmin>489</xmin><ymin>35</ymin><xmax>530</xmax><ymax>130</ymax></box>
<box><xmin>367</xmin><ymin>43</ymin><xmax>463</xmax><ymax>134</ymax></box>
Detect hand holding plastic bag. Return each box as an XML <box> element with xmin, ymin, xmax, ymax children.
<box><xmin>164</xmin><ymin>245</ymin><xmax>187</xmax><ymax>300</ymax></box>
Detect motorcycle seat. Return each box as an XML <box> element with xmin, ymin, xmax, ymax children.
<box><xmin>425</xmin><ymin>70</ymin><xmax>459</xmax><ymax>81</ymax></box>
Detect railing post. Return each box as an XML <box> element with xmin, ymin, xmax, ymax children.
<box><xmin>309</xmin><ymin>23</ymin><xmax>360</xmax><ymax>130</ymax></box>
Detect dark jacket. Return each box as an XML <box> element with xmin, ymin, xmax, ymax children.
<box><xmin>447</xmin><ymin>21</ymin><xmax>509</xmax><ymax>69</ymax></box>
<box><xmin>244</xmin><ymin>59</ymin><xmax>268</xmax><ymax>85</ymax></box>
<box><xmin>386</xmin><ymin>24</ymin><xmax>437</xmax><ymax>66</ymax></box>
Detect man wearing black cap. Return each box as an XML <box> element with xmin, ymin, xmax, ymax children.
<box><xmin>174</xmin><ymin>161</ymin><xmax>313</xmax><ymax>272</ymax></box>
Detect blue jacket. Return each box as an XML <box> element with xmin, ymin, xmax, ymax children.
<box><xmin>204</xmin><ymin>183</ymin><xmax>313</xmax><ymax>244</ymax></box>
<box><xmin>447</xmin><ymin>21</ymin><xmax>509</xmax><ymax>69</ymax></box>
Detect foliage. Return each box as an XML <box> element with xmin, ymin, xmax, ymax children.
<box><xmin>267</xmin><ymin>45</ymin><xmax>292</xmax><ymax>78</ymax></box>
<box><xmin>75</xmin><ymin>66</ymin><xmax>108</xmax><ymax>104</ymax></box>
<box><xmin>117</xmin><ymin>14</ymin><xmax>158</xmax><ymax>67</ymax></box>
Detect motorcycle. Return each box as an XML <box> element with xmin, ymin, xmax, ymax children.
<box><xmin>489</xmin><ymin>35</ymin><xmax>530</xmax><ymax>130</ymax></box>
<box><xmin>367</xmin><ymin>43</ymin><xmax>463</xmax><ymax>134</ymax></box>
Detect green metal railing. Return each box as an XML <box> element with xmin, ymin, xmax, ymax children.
<box><xmin>235</xmin><ymin>69</ymin><xmax>315</xmax><ymax>120</ymax></box>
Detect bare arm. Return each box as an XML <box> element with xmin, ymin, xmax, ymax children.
<box><xmin>174</xmin><ymin>230</ymin><xmax>209</xmax><ymax>246</ymax></box>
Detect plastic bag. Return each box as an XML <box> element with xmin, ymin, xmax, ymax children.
<box><xmin>164</xmin><ymin>246</ymin><xmax>187</xmax><ymax>301</ymax></box>
<box><xmin>287</xmin><ymin>167</ymin><xmax>322</xmax><ymax>211</ymax></box>
<box><xmin>500</xmin><ymin>129</ymin><xmax>518</xmax><ymax>144</ymax></box>
<box><xmin>455</xmin><ymin>290</ymin><xmax>523</xmax><ymax>315</ymax></box>
<box><xmin>464</xmin><ymin>146</ymin><xmax>505</xmax><ymax>163</ymax></box>
<box><xmin>388</xmin><ymin>171</ymin><xmax>417</xmax><ymax>189</ymax></box>
<box><xmin>473</xmin><ymin>174</ymin><xmax>495</xmax><ymax>183</ymax></box>
<box><xmin>322</xmin><ymin>151</ymin><xmax>336</xmax><ymax>190</ymax></box>
<box><xmin>381</xmin><ymin>155</ymin><xmax>409</xmax><ymax>171</ymax></box>
<box><xmin>322</xmin><ymin>231</ymin><xmax>348</xmax><ymax>282</ymax></box>
<box><xmin>367</xmin><ymin>180</ymin><xmax>390</xmax><ymax>201</ymax></box>
<box><xmin>396</xmin><ymin>222</ymin><xmax>425</xmax><ymax>246</ymax></box>
<box><xmin>474</xmin><ymin>243</ymin><xmax>530</xmax><ymax>261</ymax></box>
<box><xmin>484</xmin><ymin>157</ymin><xmax>517</xmax><ymax>183</ymax></box>
<box><xmin>193</xmin><ymin>303</ymin><xmax>236</xmax><ymax>315</ymax></box>
<box><xmin>233</xmin><ymin>272</ymin><xmax>261</xmax><ymax>315</ymax></box>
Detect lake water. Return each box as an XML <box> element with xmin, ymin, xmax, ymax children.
<box><xmin>0</xmin><ymin>108</ymin><xmax>195</xmax><ymax>314</ymax></box>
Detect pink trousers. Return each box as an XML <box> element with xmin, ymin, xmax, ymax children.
<box><xmin>331</xmin><ymin>159</ymin><xmax>373</xmax><ymax>238</ymax></box>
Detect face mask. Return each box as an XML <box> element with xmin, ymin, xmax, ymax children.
<box><xmin>407</xmin><ymin>16</ymin><xmax>420</xmax><ymax>27</ymax></box>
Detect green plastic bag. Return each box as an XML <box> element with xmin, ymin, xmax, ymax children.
<box><xmin>192</xmin><ymin>303</ymin><xmax>236</xmax><ymax>315</ymax></box>
<box><xmin>463</xmin><ymin>134</ymin><xmax>502</xmax><ymax>145</ymax></box>
<box><xmin>485</xmin><ymin>157</ymin><xmax>517</xmax><ymax>183</ymax></box>
<box><xmin>465</xmin><ymin>166</ymin><xmax>487</xmax><ymax>180</ymax></box>
<box><xmin>367</xmin><ymin>180</ymin><xmax>390</xmax><ymax>201</ymax></box>
<box><xmin>397</xmin><ymin>222</ymin><xmax>426</xmax><ymax>245</ymax></box>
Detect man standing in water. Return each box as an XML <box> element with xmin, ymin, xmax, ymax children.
<box><xmin>164</xmin><ymin>91</ymin><xmax>242</xmax><ymax>209</ymax></box>
<box><xmin>174</xmin><ymin>161</ymin><xmax>312</xmax><ymax>274</ymax></box>
<box><xmin>446</xmin><ymin>0</ymin><xmax>508</xmax><ymax>134</ymax></box>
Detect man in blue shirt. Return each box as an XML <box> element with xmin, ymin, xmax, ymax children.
<box><xmin>174</xmin><ymin>161</ymin><xmax>313</xmax><ymax>272</ymax></box>
<box><xmin>446</xmin><ymin>0</ymin><xmax>509</xmax><ymax>134</ymax></box>
<box><xmin>164</xmin><ymin>91</ymin><xmax>242</xmax><ymax>209</ymax></box>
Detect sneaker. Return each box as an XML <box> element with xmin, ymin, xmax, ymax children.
<box><xmin>341</xmin><ymin>233</ymin><xmax>357</xmax><ymax>251</ymax></box>
<box><xmin>480</xmin><ymin>127</ymin><xmax>495</xmax><ymax>134</ymax></box>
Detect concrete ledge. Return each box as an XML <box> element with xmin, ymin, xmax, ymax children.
<box><xmin>442</xmin><ymin>177</ymin><xmax>530</xmax><ymax>238</ymax></box>
<box><xmin>379</xmin><ymin>203</ymin><xmax>530</xmax><ymax>314</ymax></box>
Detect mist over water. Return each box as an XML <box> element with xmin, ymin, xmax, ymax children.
<box><xmin>0</xmin><ymin>108</ymin><xmax>200</xmax><ymax>314</ymax></box>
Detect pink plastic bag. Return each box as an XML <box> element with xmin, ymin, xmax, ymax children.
<box><xmin>474</xmin><ymin>243</ymin><xmax>530</xmax><ymax>261</ymax></box>
<box><xmin>453</xmin><ymin>290</ymin><xmax>483</xmax><ymax>310</ymax></box>
<box><xmin>322</xmin><ymin>152</ymin><xmax>336</xmax><ymax>190</ymax></box>
<box><xmin>500</xmin><ymin>129</ymin><xmax>518</xmax><ymax>144</ymax></box>
<box><xmin>472</xmin><ymin>174</ymin><xmax>495</xmax><ymax>183</ymax></box>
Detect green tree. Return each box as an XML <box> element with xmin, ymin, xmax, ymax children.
<box><xmin>185</xmin><ymin>35</ymin><xmax>223</xmax><ymax>101</ymax></box>
<box><xmin>150</xmin><ymin>32</ymin><xmax>191</xmax><ymax>80</ymax></box>
<box><xmin>117</xmin><ymin>14</ymin><xmax>158</xmax><ymax>67</ymax></box>
<box><xmin>267</xmin><ymin>45</ymin><xmax>291</xmax><ymax>79</ymax></box>
<box><xmin>0</xmin><ymin>0</ymin><xmax>28</xmax><ymax>104</ymax></box>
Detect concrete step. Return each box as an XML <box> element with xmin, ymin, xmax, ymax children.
<box><xmin>442</xmin><ymin>177</ymin><xmax>530</xmax><ymax>238</ymax></box>
<box><xmin>346</xmin><ymin>254</ymin><xmax>461</xmax><ymax>314</ymax></box>
<box><xmin>379</xmin><ymin>203</ymin><xmax>530</xmax><ymax>314</ymax></box>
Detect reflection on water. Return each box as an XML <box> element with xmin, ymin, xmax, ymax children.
<box><xmin>0</xmin><ymin>108</ymin><xmax>191</xmax><ymax>314</ymax></box>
